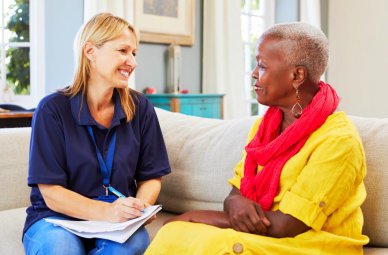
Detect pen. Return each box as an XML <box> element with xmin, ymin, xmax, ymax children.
<box><xmin>108</xmin><ymin>186</ymin><xmax>126</xmax><ymax>198</ymax></box>
<box><xmin>108</xmin><ymin>186</ymin><xmax>145</xmax><ymax>212</ymax></box>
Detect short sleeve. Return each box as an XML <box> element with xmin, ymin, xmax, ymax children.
<box><xmin>228</xmin><ymin>118</ymin><xmax>262</xmax><ymax>189</ymax></box>
<box><xmin>279</xmin><ymin>136</ymin><xmax>365</xmax><ymax>231</ymax></box>
<box><xmin>135</xmin><ymin>97</ymin><xmax>171</xmax><ymax>181</ymax></box>
<box><xmin>28</xmin><ymin>99</ymin><xmax>68</xmax><ymax>187</ymax></box>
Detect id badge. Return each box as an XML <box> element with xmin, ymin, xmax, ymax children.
<box><xmin>93</xmin><ymin>195</ymin><xmax>117</xmax><ymax>203</ymax></box>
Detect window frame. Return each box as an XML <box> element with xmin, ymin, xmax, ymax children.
<box><xmin>0</xmin><ymin>0</ymin><xmax>45</xmax><ymax>109</ymax></box>
<box><xmin>241</xmin><ymin>0</ymin><xmax>274</xmax><ymax>115</ymax></box>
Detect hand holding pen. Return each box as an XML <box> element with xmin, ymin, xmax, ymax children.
<box><xmin>105</xmin><ymin>186</ymin><xmax>146</xmax><ymax>222</ymax></box>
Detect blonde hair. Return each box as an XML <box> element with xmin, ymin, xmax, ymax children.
<box><xmin>63</xmin><ymin>12</ymin><xmax>139</xmax><ymax>122</ymax></box>
<box><xmin>262</xmin><ymin>22</ymin><xmax>328</xmax><ymax>83</ymax></box>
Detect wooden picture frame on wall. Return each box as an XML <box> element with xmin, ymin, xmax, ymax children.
<box><xmin>134</xmin><ymin>0</ymin><xmax>195</xmax><ymax>46</ymax></box>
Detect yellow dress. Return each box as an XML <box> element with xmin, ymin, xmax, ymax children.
<box><xmin>146</xmin><ymin>112</ymin><xmax>369</xmax><ymax>255</ymax></box>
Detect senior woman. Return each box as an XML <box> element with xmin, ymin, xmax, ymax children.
<box><xmin>145</xmin><ymin>22</ymin><xmax>369</xmax><ymax>254</ymax></box>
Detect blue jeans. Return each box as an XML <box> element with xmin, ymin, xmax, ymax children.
<box><xmin>23</xmin><ymin>217</ymin><xmax>150</xmax><ymax>255</ymax></box>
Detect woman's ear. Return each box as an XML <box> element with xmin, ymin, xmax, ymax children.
<box><xmin>84</xmin><ymin>42</ymin><xmax>96</xmax><ymax>62</ymax></box>
<box><xmin>293</xmin><ymin>66</ymin><xmax>307</xmax><ymax>88</ymax></box>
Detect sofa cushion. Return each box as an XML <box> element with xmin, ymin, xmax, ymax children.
<box><xmin>0</xmin><ymin>128</ymin><xmax>31</xmax><ymax>211</ymax></box>
<box><xmin>0</xmin><ymin>207</ymin><xmax>27</xmax><ymax>254</ymax></box>
<box><xmin>364</xmin><ymin>247</ymin><xmax>388</xmax><ymax>255</ymax></box>
<box><xmin>155</xmin><ymin>108</ymin><xmax>256</xmax><ymax>213</ymax></box>
<box><xmin>350</xmin><ymin>116</ymin><xmax>388</xmax><ymax>247</ymax></box>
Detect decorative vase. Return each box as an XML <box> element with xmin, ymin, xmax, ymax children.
<box><xmin>166</xmin><ymin>44</ymin><xmax>182</xmax><ymax>93</ymax></box>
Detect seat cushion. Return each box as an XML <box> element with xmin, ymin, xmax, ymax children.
<box><xmin>0</xmin><ymin>128</ymin><xmax>31</xmax><ymax>211</ymax></box>
<box><xmin>349</xmin><ymin>116</ymin><xmax>388</xmax><ymax>247</ymax></box>
<box><xmin>0</xmin><ymin>207</ymin><xmax>27</xmax><ymax>255</ymax></box>
<box><xmin>364</xmin><ymin>247</ymin><xmax>388</xmax><ymax>255</ymax></box>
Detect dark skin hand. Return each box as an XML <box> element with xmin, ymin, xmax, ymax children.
<box><xmin>225</xmin><ymin>187</ymin><xmax>311</xmax><ymax>238</ymax></box>
<box><xmin>223</xmin><ymin>188</ymin><xmax>270</xmax><ymax>235</ymax></box>
<box><xmin>165</xmin><ymin>188</ymin><xmax>310</xmax><ymax>238</ymax></box>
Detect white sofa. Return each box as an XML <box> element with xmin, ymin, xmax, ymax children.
<box><xmin>1</xmin><ymin>108</ymin><xmax>388</xmax><ymax>254</ymax></box>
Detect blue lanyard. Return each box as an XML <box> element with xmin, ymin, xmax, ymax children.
<box><xmin>87</xmin><ymin>126</ymin><xmax>117</xmax><ymax>187</ymax></box>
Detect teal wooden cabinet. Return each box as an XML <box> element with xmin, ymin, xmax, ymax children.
<box><xmin>145</xmin><ymin>94</ymin><xmax>224</xmax><ymax>119</ymax></box>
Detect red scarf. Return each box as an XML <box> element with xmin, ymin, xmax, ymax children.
<box><xmin>240</xmin><ymin>81</ymin><xmax>339</xmax><ymax>211</ymax></box>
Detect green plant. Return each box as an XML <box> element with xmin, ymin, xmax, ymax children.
<box><xmin>6</xmin><ymin>0</ymin><xmax>30</xmax><ymax>95</ymax></box>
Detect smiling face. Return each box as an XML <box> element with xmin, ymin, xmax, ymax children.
<box><xmin>87</xmin><ymin>28</ymin><xmax>137</xmax><ymax>90</ymax></box>
<box><xmin>252</xmin><ymin>35</ymin><xmax>297</xmax><ymax>108</ymax></box>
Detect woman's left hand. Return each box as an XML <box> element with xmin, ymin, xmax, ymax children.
<box><xmin>224</xmin><ymin>188</ymin><xmax>270</xmax><ymax>234</ymax></box>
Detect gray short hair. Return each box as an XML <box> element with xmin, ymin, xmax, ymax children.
<box><xmin>262</xmin><ymin>22</ymin><xmax>328</xmax><ymax>83</ymax></box>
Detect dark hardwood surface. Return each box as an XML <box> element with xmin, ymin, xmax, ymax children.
<box><xmin>0</xmin><ymin>111</ymin><xmax>33</xmax><ymax>128</ymax></box>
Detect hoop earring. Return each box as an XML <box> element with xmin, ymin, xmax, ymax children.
<box><xmin>292</xmin><ymin>87</ymin><xmax>302</xmax><ymax>118</ymax></box>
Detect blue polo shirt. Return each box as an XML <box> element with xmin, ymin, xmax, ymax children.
<box><xmin>23</xmin><ymin>90</ymin><xmax>171</xmax><ymax>235</ymax></box>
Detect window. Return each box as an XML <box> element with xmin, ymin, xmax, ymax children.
<box><xmin>0</xmin><ymin>0</ymin><xmax>44</xmax><ymax>109</ymax></box>
<box><xmin>240</xmin><ymin>0</ymin><xmax>274</xmax><ymax>115</ymax></box>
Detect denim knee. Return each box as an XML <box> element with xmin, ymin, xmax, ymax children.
<box><xmin>127</xmin><ymin>226</ymin><xmax>150</xmax><ymax>254</ymax></box>
<box><xmin>23</xmin><ymin>218</ymin><xmax>85</xmax><ymax>255</ymax></box>
<box><xmin>91</xmin><ymin>226</ymin><xmax>150</xmax><ymax>255</ymax></box>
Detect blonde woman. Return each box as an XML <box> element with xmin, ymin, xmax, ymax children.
<box><xmin>23</xmin><ymin>13</ymin><xmax>170</xmax><ymax>254</ymax></box>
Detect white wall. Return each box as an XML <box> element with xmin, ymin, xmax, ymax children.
<box><xmin>328</xmin><ymin>0</ymin><xmax>388</xmax><ymax>118</ymax></box>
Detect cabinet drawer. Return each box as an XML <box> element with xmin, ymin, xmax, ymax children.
<box><xmin>145</xmin><ymin>97</ymin><xmax>172</xmax><ymax>111</ymax></box>
<box><xmin>180</xmin><ymin>102</ymin><xmax>221</xmax><ymax>119</ymax></box>
<box><xmin>193</xmin><ymin>104</ymin><xmax>221</xmax><ymax>118</ymax></box>
<box><xmin>179</xmin><ymin>97</ymin><xmax>220</xmax><ymax>105</ymax></box>
<box><xmin>145</xmin><ymin>94</ymin><xmax>224</xmax><ymax>119</ymax></box>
